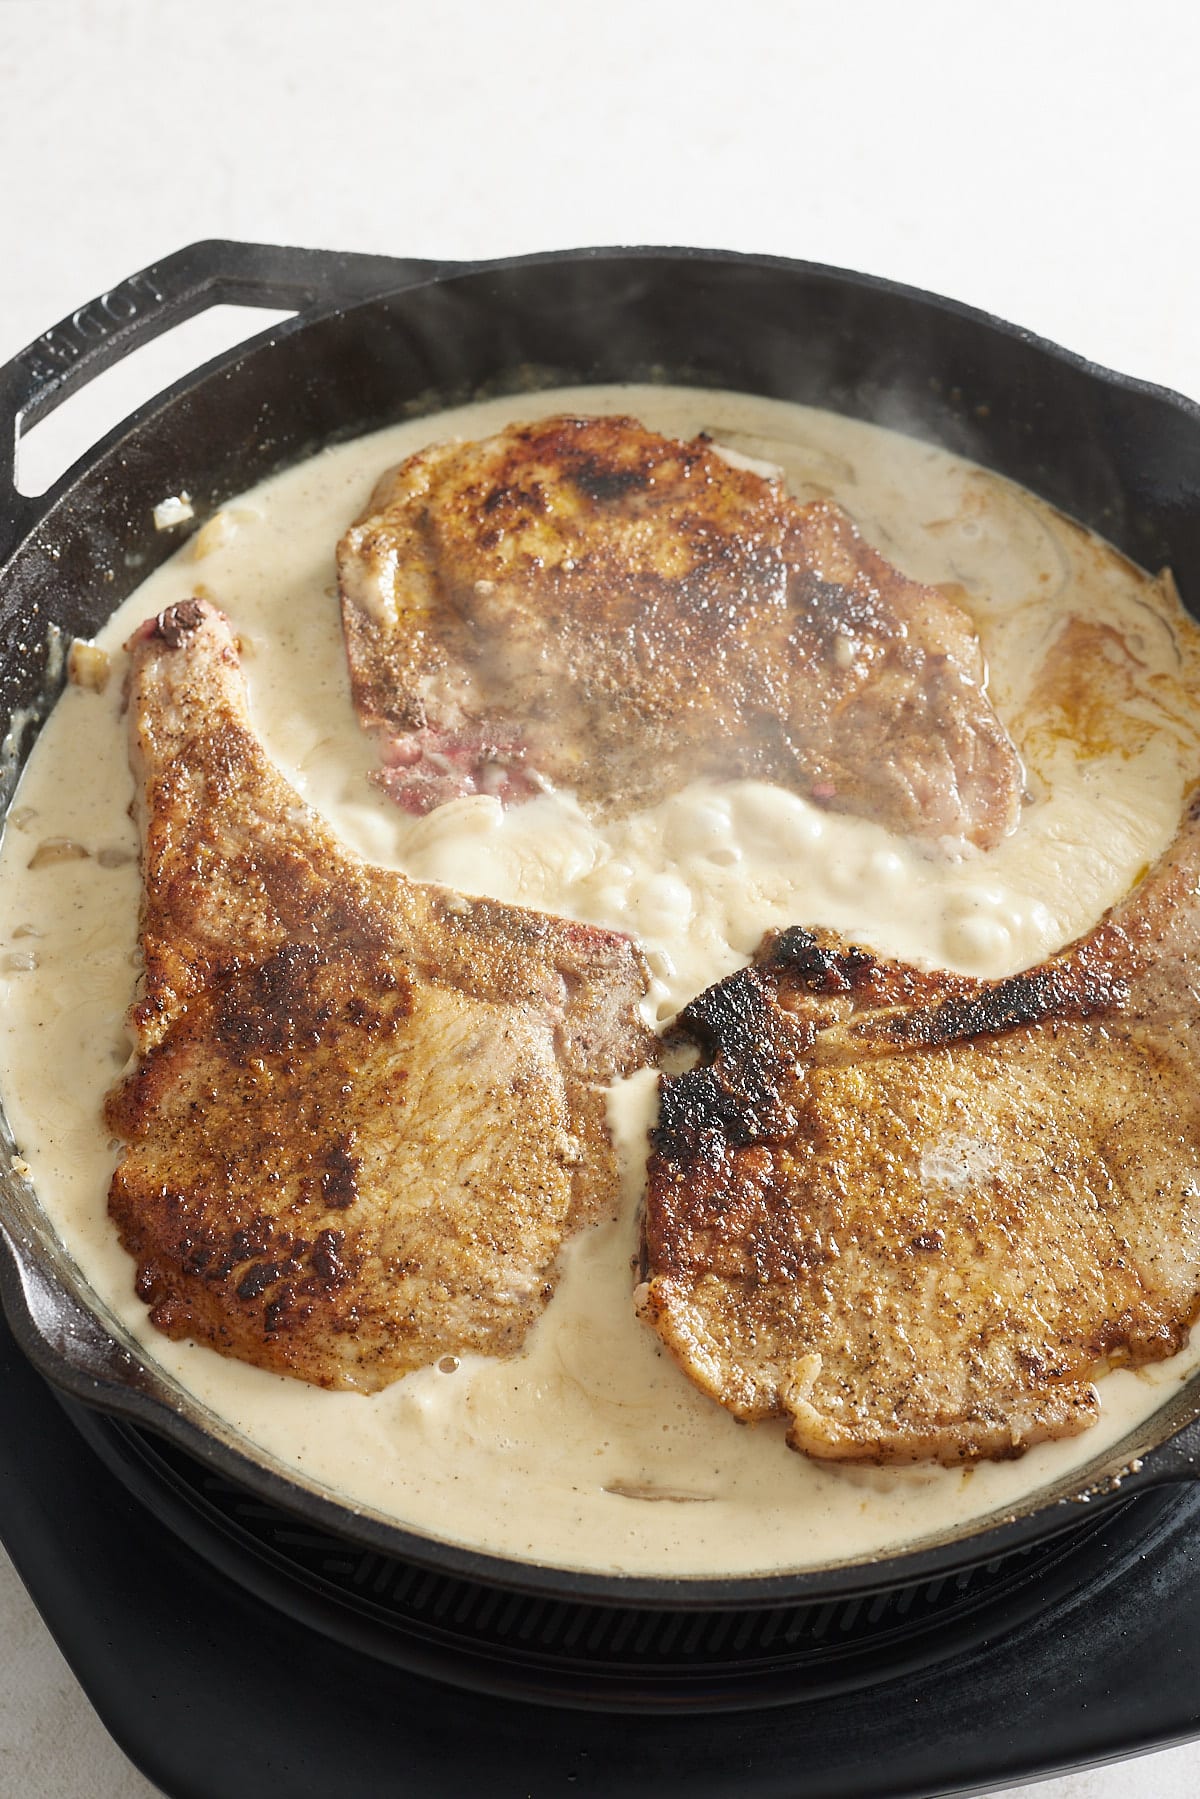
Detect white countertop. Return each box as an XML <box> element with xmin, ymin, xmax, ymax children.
<box><xmin>3</xmin><ymin>1</ymin><xmax>1200</xmax><ymax>1793</ymax></box>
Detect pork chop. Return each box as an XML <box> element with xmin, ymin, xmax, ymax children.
<box><xmin>337</xmin><ymin>414</ymin><xmax>1023</xmax><ymax>847</ymax></box>
<box><xmin>105</xmin><ymin>599</ymin><xmax>654</xmax><ymax>1391</ymax></box>
<box><xmin>639</xmin><ymin>792</ymin><xmax>1200</xmax><ymax>1463</ymax></box>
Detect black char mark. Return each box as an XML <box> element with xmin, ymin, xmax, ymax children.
<box><xmin>887</xmin><ymin>964</ymin><xmax>1129</xmax><ymax>1047</ymax></box>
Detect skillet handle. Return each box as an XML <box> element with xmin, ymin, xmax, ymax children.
<box><xmin>0</xmin><ymin>238</ymin><xmax>450</xmax><ymax>566</ymax></box>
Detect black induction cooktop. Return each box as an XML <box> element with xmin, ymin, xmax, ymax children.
<box><xmin>1</xmin><ymin>1311</ymin><xmax>1199</xmax><ymax>1799</ymax></box>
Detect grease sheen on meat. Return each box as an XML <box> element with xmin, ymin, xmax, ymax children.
<box><xmin>639</xmin><ymin>792</ymin><xmax>1200</xmax><ymax>1463</ymax></box>
<box><xmin>105</xmin><ymin>601</ymin><xmax>654</xmax><ymax>1391</ymax></box>
<box><xmin>337</xmin><ymin>414</ymin><xmax>1024</xmax><ymax>846</ymax></box>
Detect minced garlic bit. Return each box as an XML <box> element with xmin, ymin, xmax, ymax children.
<box><xmin>153</xmin><ymin>494</ymin><xmax>194</xmax><ymax>531</ymax></box>
<box><xmin>27</xmin><ymin>837</ymin><xmax>90</xmax><ymax>870</ymax></box>
<box><xmin>9</xmin><ymin>1156</ymin><xmax>31</xmax><ymax>1180</ymax></box>
<box><xmin>190</xmin><ymin>510</ymin><xmax>238</xmax><ymax>560</ymax></box>
<box><xmin>6</xmin><ymin>807</ymin><xmax>37</xmax><ymax>832</ymax></box>
<box><xmin>67</xmin><ymin>639</ymin><xmax>113</xmax><ymax>693</ymax></box>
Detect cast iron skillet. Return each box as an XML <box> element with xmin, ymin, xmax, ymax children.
<box><xmin>3</xmin><ymin>239</ymin><xmax>1200</xmax><ymax>1609</ymax></box>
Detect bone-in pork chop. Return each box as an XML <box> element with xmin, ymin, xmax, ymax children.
<box><xmin>337</xmin><ymin>415</ymin><xmax>1023</xmax><ymax>847</ymax></box>
<box><xmin>105</xmin><ymin>599</ymin><xmax>654</xmax><ymax>1391</ymax></box>
<box><xmin>639</xmin><ymin>794</ymin><xmax>1200</xmax><ymax>1463</ymax></box>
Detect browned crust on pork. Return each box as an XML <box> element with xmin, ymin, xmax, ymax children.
<box><xmin>337</xmin><ymin>415</ymin><xmax>1024</xmax><ymax>847</ymax></box>
<box><xmin>639</xmin><ymin>792</ymin><xmax>1200</xmax><ymax>1463</ymax></box>
<box><xmin>106</xmin><ymin>601</ymin><xmax>654</xmax><ymax>1391</ymax></box>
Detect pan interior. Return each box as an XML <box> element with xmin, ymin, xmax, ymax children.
<box><xmin>2</xmin><ymin>250</ymin><xmax>1200</xmax><ymax>1590</ymax></box>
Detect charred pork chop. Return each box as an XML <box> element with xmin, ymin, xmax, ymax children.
<box><xmin>639</xmin><ymin>795</ymin><xmax>1200</xmax><ymax>1463</ymax></box>
<box><xmin>338</xmin><ymin>415</ymin><xmax>1023</xmax><ymax>847</ymax></box>
<box><xmin>105</xmin><ymin>600</ymin><xmax>654</xmax><ymax>1391</ymax></box>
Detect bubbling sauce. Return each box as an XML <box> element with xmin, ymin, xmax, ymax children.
<box><xmin>4</xmin><ymin>384</ymin><xmax>1200</xmax><ymax>1579</ymax></box>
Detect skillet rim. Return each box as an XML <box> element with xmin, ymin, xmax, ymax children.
<box><xmin>3</xmin><ymin>238</ymin><xmax>1200</xmax><ymax>1608</ymax></box>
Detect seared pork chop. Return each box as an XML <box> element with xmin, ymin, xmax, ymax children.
<box><xmin>639</xmin><ymin>794</ymin><xmax>1200</xmax><ymax>1463</ymax></box>
<box><xmin>338</xmin><ymin>415</ymin><xmax>1023</xmax><ymax>847</ymax></box>
<box><xmin>105</xmin><ymin>600</ymin><xmax>654</xmax><ymax>1391</ymax></box>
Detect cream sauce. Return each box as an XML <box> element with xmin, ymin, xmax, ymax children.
<box><xmin>4</xmin><ymin>384</ymin><xmax>1200</xmax><ymax>1579</ymax></box>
